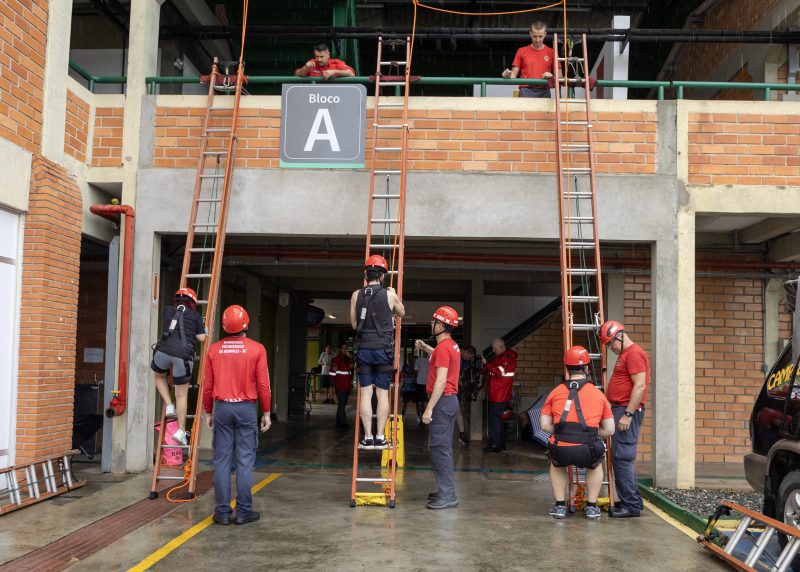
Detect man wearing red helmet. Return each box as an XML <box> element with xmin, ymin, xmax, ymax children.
<box><xmin>417</xmin><ymin>306</ymin><xmax>461</xmax><ymax>509</ymax></box>
<box><xmin>151</xmin><ymin>287</ymin><xmax>207</xmax><ymax>446</ymax></box>
<box><xmin>350</xmin><ymin>254</ymin><xmax>405</xmax><ymax>450</ymax></box>
<box><xmin>481</xmin><ymin>338</ymin><xmax>518</xmax><ymax>453</ymax></box>
<box><xmin>541</xmin><ymin>346</ymin><xmax>615</xmax><ymax>520</ymax></box>
<box><xmin>599</xmin><ymin>319</ymin><xmax>650</xmax><ymax>518</ymax></box>
<box><xmin>203</xmin><ymin>305</ymin><xmax>272</xmax><ymax>526</ymax></box>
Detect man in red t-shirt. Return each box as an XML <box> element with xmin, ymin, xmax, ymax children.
<box><xmin>416</xmin><ymin>306</ymin><xmax>461</xmax><ymax>510</ymax></box>
<box><xmin>541</xmin><ymin>346</ymin><xmax>615</xmax><ymax>520</ymax></box>
<box><xmin>331</xmin><ymin>343</ymin><xmax>354</xmax><ymax>429</ymax></box>
<box><xmin>294</xmin><ymin>42</ymin><xmax>355</xmax><ymax>80</ymax></box>
<box><xmin>598</xmin><ymin>319</ymin><xmax>651</xmax><ymax>518</ymax></box>
<box><xmin>481</xmin><ymin>338</ymin><xmax>517</xmax><ymax>452</ymax></box>
<box><xmin>203</xmin><ymin>305</ymin><xmax>271</xmax><ymax>526</ymax></box>
<box><xmin>501</xmin><ymin>21</ymin><xmax>554</xmax><ymax>98</ymax></box>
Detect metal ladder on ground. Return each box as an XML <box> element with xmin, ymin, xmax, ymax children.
<box><xmin>700</xmin><ymin>501</ymin><xmax>800</xmax><ymax>571</ymax></box>
<box><xmin>149</xmin><ymin>56</ymin><xmax>247</xmax><ymax>501</ymax></box>
<box><xmin>350</xmin><ymin>37</ymin><xmax>412</xmax><ymax>508</ymax></box>
<box><xmin>552</xmin><ymin>33</ymin><xmax>614</xmax><ymax>512</ymax></box>
<box><xmin>0</xmin><ymin>450</ymin><xmax>84</xmax><ymax>515</ymax></box>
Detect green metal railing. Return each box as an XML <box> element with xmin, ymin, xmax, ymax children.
<box><xmin>70</xmin><ymin>60</ymin><xmax>800</xmax><ymax>101</ymax></box>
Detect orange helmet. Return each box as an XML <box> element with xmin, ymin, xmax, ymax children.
<box><xmin>222</xmin><ymin>305</ymin><xmax>249</xmax><ymax>333</ymax></box>
<box><xmin>433</xmin><ymin>306</ymin><xmax>459</xmax><ymax>327</ymax></box>
<box><xmin>564</xmin><ymin>345</ymin><xmax>590</xmax><ymax>366</ymax></box>
<box><xmin>175</xmin><ymin>287</ymin><xmax>198</xmax><ymax>304</ymax></box>
<box><xmin>598</xmin><ymin>320</ymin><xmax>624</xmax><ymax>346</ymax></box>
<box><xmin>365</xmin><ymin>254</ymin><xmax>388</xmax><ymax>272</ymax></box>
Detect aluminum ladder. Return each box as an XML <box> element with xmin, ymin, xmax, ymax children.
<box><xmin>0</xmin><ymin>450</ymin><xmax>84</xmax><ymax>515</ymax></box>
<box><xmin>350</xmin><ymin>37</ymin><xmax>412</xmax><ymax>508</ymax></box>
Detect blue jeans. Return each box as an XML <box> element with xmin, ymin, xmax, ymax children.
<box><xmin>212</xmin><ymin>400</ymin><xmax>258</xmax><ymax>517</ymax></box>
<box><xmin>611</xmin><ymin>405</ymin><xmax>644</xmax><ymax>512</ymax></box>
<box><xmin>429</xmin><ymin>395</ymin><xmax>459</xmax><ymax>500</ymax></box>
<box><xmin>519</xmin><ymin>87</ymin><xmax>551</xmax><ymax>98</ymax></box>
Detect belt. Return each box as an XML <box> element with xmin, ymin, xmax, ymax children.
<box><xmin>611</xmin><ymin>403</ymin><xmax>643</xmax><ymax>411</ymax></box>
<box><xmin>217</xmin><ymin>398</ymin><xmax>256</xmax><ymax>404</ymax></box>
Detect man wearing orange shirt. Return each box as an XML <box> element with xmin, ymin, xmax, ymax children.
<box><xmin>502</xmin><ymin>21</ymin><xmax>554</xmax><ymax>98</ymax></box>
<box><xmin>203</xmin><ymin>305</ymin><xmax>272</xmax><ymax>526</ymax></box>
<box><xmin>541</xmin><ymin>346</ymin><xmax>615</xmax><ymax>520</ymax></box>
<box><xmin>294</xmin><ymin>42</ymin><xmax>355</xmax><ymax>80</ymax></box>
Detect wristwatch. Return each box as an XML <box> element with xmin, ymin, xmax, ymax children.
<box><xmin>624</xmin><ymin>411</ymin><xmax>634</xmax><ymax>418</ymax></box>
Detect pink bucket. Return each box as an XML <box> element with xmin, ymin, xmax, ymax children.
<box><xmin>155</xmin><ymin>420</ymin><xmax>183</xmax><ymax>466</ymax></box>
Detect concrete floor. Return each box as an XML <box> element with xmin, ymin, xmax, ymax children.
<box><xmin>4</xmin><ymin>401</ymin><xmax>727</xmax><ymax>571</ymax></box>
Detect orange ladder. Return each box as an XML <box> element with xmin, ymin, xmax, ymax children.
<box><xmin>552</xmin><ymin>33</ymin><xmax>614</xmax><ymax>512</ymax></box>
<box><xmin>149</xmin><ymin>54</ymin><xmax>247</xmax><ymax>501</ymax></box>
<box><xmin>350</xmin><ymin>37</ymin><xmax>412</xmax><ymax>508</ymax></box>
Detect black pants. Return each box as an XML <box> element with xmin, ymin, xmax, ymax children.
<box><xmin>487</xmin><ymin>401</ymin><xmax>506</xmax><ymax>448</ymax></box>
<box><xmin>336</xmin><ymin>391</ymin><xmax>349</xmax><ymax>426</ymax></box>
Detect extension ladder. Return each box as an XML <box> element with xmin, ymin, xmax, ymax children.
<box><xmin>699</xmin><ymin>501</ymin><xmax>800</xmax><ymax>571</ymax></box>
<box><xmin>350</xmin><ymin>37</ymin><xmax>412</xmax><ymax>508</ymax></box>
<box><xmin>0</xmin><ymin>450</ymin><xmax>84</xmax><ymax>515</ymax></box>
<box><xmin>552</xmin><ymin>33</ymin><xmax>613</xmax><ymax>511</ymax></box>
<box><xmin>149</xmin><ymin>55</ymin><xmax>247</xmax><ymax>501</ymax></box>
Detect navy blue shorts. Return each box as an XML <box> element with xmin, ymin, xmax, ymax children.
<box><xmin>356</xmin><ymin>349</ymin><xmax>393</xmax><ymax>390</ymax></box>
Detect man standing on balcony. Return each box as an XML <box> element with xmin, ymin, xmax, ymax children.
<box><xmin>501</xmin><ymin>21</ymin><xmax>554</xmax><ymax>98</ymax></box>
<box><xmin>294</xmin><ymin>42</ymin><xmax>355</xmax><ymax>80</ymax></box>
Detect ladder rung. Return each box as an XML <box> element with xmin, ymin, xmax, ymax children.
<box><xmin>200</xmin><ymin>174</ymin><xmax>225</xmax><ymax>179</ymax></box>
<box><xmin>197</xmin><ymin>198</ymin><xmax>222</xmax><ymax>203</ymax></box>
<box><xmin>561</xmin><ymin>167</ymin><xmax>592</xmax><ymax>173</ymax></box>
<box><xmin>560</xmin><ymin>121</ymin><xmax>590</xmax><ymax>126</ymax></box>
<box><xmin>567</xmin><ymin>269</ymin><xmax>598</xmax><ymax>275</ymax></box>
<box><xmin>373</xmin><ymin>194</ymin><xmax>400</xmax><ymax>199</ymax></box>
<box><xmin>379</xmin><ymin>82</ymin><xmax>405</xmax><ymax>86</ymax></box>
<box><xmin>562</xmin><ymin>144</ymin><xmax>590</xmax><ymax>149</ymax></box>
<box><xmin>189</xmin><ymin>247</ymin><xmax>216</xmax><ymax>253</ymax></box>
<box><xmin>369</xmin><ymin>244</ymin><xmax>398</xmax><ymax>249</ymax></box>
<box><xmin>565</xmin><ymin>193</ymin><xmax>594</xmax><ymax>199</ymax></box>
<box><xmin>569</xmin><ymin>295</ymin><xmax>599</xmax><ymax>302</ymax></box>
<box><xmin>356</xmin><ymin>477</ymin><xmax>391</xmax><ymax>482</ymax></box>
<box><xmin>374</xmin><ymin>170</ymin><xmax>401</xmax><ymax>175</ymax></box>
<box><xmin>564</xmin><ymin>217</ymin><xmax>595</xmax><ymax>222</ymax></box>
<box><xmin>374</xmin><ymin>124</ymin><xmax>403</xmax><ymax>129</ymax></box>
<box><xmin>375</xmin><ymin>147</ymin><xmax>401</xmax><ymax>152</ymax></box>
<box><xmin>193</xmin><ymin>223</ymin><xmax>218</xmax><ymax>227</ymax></box>
<box><xmin>206</xmin><ymin>127</ymin><xmax>230</xmax><ymax>132</ymax></box>
<box><xmin>371</xmin><ymin>219</ymin><xmax>398</xmax><ymax>224</ymax></box>
<box><xmin>161</xmin><ymin>445</ymin><xmax>190</xmax><ymax>449</ymax></box>
<box><xmin>377</xmin><ymin>102</ymin><xmax>404</xmax><ymax>108</ymax></box>
<box><xmin>185</xmin><ymin>273</ymin><xmax>212</xmax><ymax>278</ymax></box>
<box><xmin>589</xmin><ymin>353</ymin><xmax>603</xmax><ymax>359</ymax></box>
<box><xmin>559</xmin><ymin>98</ymin><xmax>586</xmax><ymax>103</ymax></box>
<box><xmin>557</xmin><ymin>57</ymin><xmax>584</xmax><ymax>62</ymax></box>
<box><xmin>203</xmin><ymin>150</ymin><xmax>229</xmax><ymax>156</ymax></box>
<box><xmin>156</xmin><ymin>476</ymin><xmax>185</xmax><ymax>481</ymax></box>
<box><xmin>572</xmin><ymin>323</ymin><xmax>598</xmax><ymax>331</ymax></box>
<box><xmin>197</xmin><ymin>300</ymin><xmax>208</xmax><ymax>305</ymax></box>
<box><xmin>209</xmin><ymin>106</ymin><xmax>233</xmax><ymax>111</ymax></box>
<box><xmin>380</xmin><ymin>61</ymin><xmax>407</xmax><ymax>66</ymax></box>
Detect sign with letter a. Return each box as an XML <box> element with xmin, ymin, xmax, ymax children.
<box><xmin>280</xmin><ymin>84</ymin><xmax>367</xmax><ymax>168</ymax></box>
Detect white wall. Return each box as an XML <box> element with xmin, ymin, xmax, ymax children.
<box><xmin>480</xmin><ymin>295</ymin><xmax>554</xmax><ymax>349</ymax></box>
<box><xmin>0</xmin><ymin>208</ymin><xmax>21</xmax><ymax>471</ymax></box>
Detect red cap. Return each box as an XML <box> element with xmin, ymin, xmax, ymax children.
<box><xmin>222</xmin><ymin>305</ymin><xmax>250</xmax><ymax>333</ymax></box>
<box><xmin>598</xmin><ymin>320</ymin><xmax>624</xmax><ymax>346</ymax></box>
<box><xmin>175</xmin><ymin>287</ymin><xmax>198</xmax><ymax>304</ymax></box>
<box><xmin>432</xmin><ymin>306</ymin><xmax>459</xmax><ymax>327</ymax></box>
<box><xmin>564</xmin><ymin>345</ymin><xmax>590</xmax><ymax>366</ymax></box>
<box><xmin>365</xmin><ymin>254</ymin><xmax>388</xmax><ymax>272</ymax></box>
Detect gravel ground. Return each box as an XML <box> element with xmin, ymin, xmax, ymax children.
<box><xmin>652</xmin><ymin>487</ymin><xmax>764</xmax><ymax>518</ymax></box>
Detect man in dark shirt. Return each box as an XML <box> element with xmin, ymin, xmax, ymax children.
<box><xmin>151</xmin><ymin>287</ymin><xmax>206</xmax><ymax>445</ymax></box>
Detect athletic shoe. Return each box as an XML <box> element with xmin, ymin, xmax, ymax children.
<box><xmin>234</xmin><ymin>511</ymin><xmax>260</xmax><ymax>525</ymax></box>
<box><xmin>459</xmin><ymin>432</ymin><xmax>469</xmax><ymax>446</ymax></box>
<box><xmin>358</xmin><ymin>437</ymin><xmax>374</xmax><ymax>450</ymax></box>
<box><xmin>427</xmin><ymin>497</ymin><xmax>459</xmax><ymax>509</ymax></box>
<box><xmin>549</xmin><ymin>503</ymin><xmax>567</xmax><ymax>519</ymax></box>
<box><xmin>165</xmin><ymin>403</ymin><xmax>176</xmax><ymax>418</ymax></box>
<box><xmin>373</xmin><ymin>436</ymin><xmax>389</xmax><ymax>450</ymax></box>
<box><xmin>172</xmin><ymin>429</ymin><xmax>189</xmax><ymax>446</ymax></box>
<box><xmin>585</xmin><ymin>505</ymin><xmax>602</xmax><ymax>520</ymax></box>
<box><xmin>427</xmin><ymin>492</ymin><xmax>440</xmax><ymax>501</ymax></box>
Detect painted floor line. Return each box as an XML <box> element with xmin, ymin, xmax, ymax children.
<box><xmin>643</xmin><ymin>498</ymin><xmax>699</xmax><ymax>540</ymax></box>
<box><xmin>127</xmin><ymin>473</ymin><xmax>281</xmax><ymax>572</ymax></box>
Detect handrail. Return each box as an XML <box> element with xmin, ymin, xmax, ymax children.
<box><xmin>68</xmin><ymin>59</ymin><xmax>126</xmax><ymax>93</ymax></box>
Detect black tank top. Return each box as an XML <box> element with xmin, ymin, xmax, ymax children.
<box><xmin>355</xmin><ymin>285</ymin><xmax>394</xmax><ymax>350</ymax></box>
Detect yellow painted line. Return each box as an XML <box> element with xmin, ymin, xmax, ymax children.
<box><xmin>643</xmin><ymin>498</ymin><xmax>699</xmax><ymax>540</ymax></box>
<box><xmin>127</xmin><ymin>473</ymin><xmax>281</xmax><ymax>572</ymax></box>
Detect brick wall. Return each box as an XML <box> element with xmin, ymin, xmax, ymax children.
<box><xmin>714</xmin><ymin>66</ymin><xmax>755</xmax><ymax>102</ymax></box>
<box><xmin>514</xmin><ymin>310</ymin><xmax>564</xmax><ymax>398</ymax></box>
<box><xmin>623</xmin><ymin>275</ymin><xmax>653</xmax><ymax>461</ymax></box>
<box><xmin>91</xmin><ymin>107</ymin><xmax>124</xmax><ymax>167</ymax></box>
<box><xmin>75</xmin><ymin>245</ymin><xmax>108</xmax><ymax>389</ymax></box>
<box><xmin>0</xmin><ymin>0</ymin><xmax>47</xmax><ymax>153</ymax></box>
<box><xmin>16</xmin><ymin>156</ymin><xmax>83</xmax><ymax>462</ymax></box>
<box><xmin>687</xmin><ymin>112</ymin><xmax>800</xmax><ymax>186</ymax></box>
<box><xmin>64</xmin><ymin>90</ymin><xmax>90</xmax><ymax>163</ymax></box>
<box><xmin>151</xmin><ymin>105</ymin><xmax>658</xmax><ymax>174</ymax></box>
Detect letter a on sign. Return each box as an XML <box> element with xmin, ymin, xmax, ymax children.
<box><xmin>304</xmin><ymin>109</ymin><xmax>340</xmax><ymax>152</ymax></box>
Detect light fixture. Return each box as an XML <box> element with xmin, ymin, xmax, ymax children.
<box><xmin>327</xmin><ymin>314</ymin><xmax>337</xmax><ymax>319</ymax></box>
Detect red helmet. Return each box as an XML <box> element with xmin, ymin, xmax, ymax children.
<box><xmin>175</xmin><ymin>287</ymin><xmax>198</xmax><ymax>304</ymax></box>
<box><xmin>222</xmin><ymin>305</ymin><xmax>249</xmax><ymax>333</ymax></box>
<box><xmin>598</xmin><ymin>320</ymin><xmax>624</xmax><ymax>346</ymax></box>
<box><xmin>501</xmin><ymin>408</ymin><xmax>514</xmax><ymax>422</ymax></box>
<box><xmin>432</xmin><ymin>306</ymin><xmax>459</xmax><ymax>327</ymax></box>
<box><xmin>365</xmin><ymin>254</ymin><xmax>388</xmax><ymax>272</ymax></box>
<box><xmin>564</xmin><ymin>345</ymin><xmax>590</xmax><ymax>366</ymax></box>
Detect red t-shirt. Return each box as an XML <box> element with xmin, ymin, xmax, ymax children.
<box><xmin>542</xmin><ymin>381</ymin><xmax>612</xmax><ymax>446</ymax></box>
<box><xmin>606</xmin><ymin>343</ymin><xmax>650</xmax><ymax>408</ymax></box>
<box><xmin>426</xmin><ymin>339</ymin><xmax>461</xmax><ymax>396</ymax></box>
<box><xmin>306</xmin><ymin>59</ymin><xmax>354</xmax><ymax>77</ymax></box>
<box><xmin>512</xmin><ymin>44</ymin><xmax>555</xmax><ymax>87</ymax></box>
<box><xmin>203</xmin><ymin>336</ymin><xmax>271</xmax><ymax>415</ymax></box>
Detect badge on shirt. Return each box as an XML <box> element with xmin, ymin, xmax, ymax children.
<box><xmin>544</xmin><ymin>55</ymin><xmax>551</xmax><ymax>63</ymax></box>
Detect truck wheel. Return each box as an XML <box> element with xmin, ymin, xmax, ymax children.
<box><xmin>776</xmin><ymin>470</ymin><xmax>800</xmax><ymax>555</ymax></box>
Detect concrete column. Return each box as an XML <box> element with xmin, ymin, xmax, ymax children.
<box><xmin>274</xmin><ymin>294</ymin><xmax>291</xmax><ymax>419</ymax></box>
<box><xmin>605</xmin><ymin>273</ymin><xmax>625</xmax><ymax>381</ymax></box>
<box><xmin>469</xmin><ymin>279</ymin><xmax>484</xmax><ymax>441</ymax></box>
<box><xmin>651</xmin><ymin>210</ymin><xmax>695</xmax><ymax>489</ymax></box>
<box><xmin>246</xmin><ymin>276</ymin><xmax>262</xmax><ymax>341</ymax></box>
<box><xmin>765</xmin><ymin>279</ymin><xmax>785</xmax><ymax>369</ymax></box>
<box><xmin>40</xmin><ymin>0</ymin><xmax>73</xmax><ymax>164</ymax></box>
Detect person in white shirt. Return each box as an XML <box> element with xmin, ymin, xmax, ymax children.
<box><xmin>318</xmin><ymin>346</ymin><xmax>336</xmax><ymax>403</ymax></box>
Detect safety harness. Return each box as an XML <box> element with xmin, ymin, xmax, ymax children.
<box><xmin>156</xmin><ymin>304</ymin><xmax>194</xmax><ymax>360</ymax></box>
<box><xmin>548</xmin><ymin>377</ymin><xmax>606</xmax><ymax>469</ymax></box>
<box><xmin>354</xmin><ymin>284</ymin><xmax>394</xmax><ymax>353</ymax></box>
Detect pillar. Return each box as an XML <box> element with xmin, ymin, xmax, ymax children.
<box><xmin>40</xmin><ymin>0</ymin><xmax>73</xmax><ymax>164</ymax></box>
<box><xmin>469</xmin><ymin>278</ymin><xmax>484</xmax><ymax>441</ymax></box>
<box><xmin>651</xmin><ymin>210</ymin><xmax>695</xmax><ymax>489</ymax></box>
<box><xmin>764</xmin><ymin>279</ymin><xmax>785</xmax><ymax>369</ymax></box>
<box><xmin>274</xmin><ymin>293</ymin><xmax>291</xmax><ymax>420</ymax></box>
<box><xmin>605</xmin><ymin>273</ymin><xmax>625</xmax><ymax>380</ymax></box>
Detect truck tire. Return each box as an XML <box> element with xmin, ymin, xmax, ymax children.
<box><xmin>776</xmin><ymin>470</ymin><xmax>800</xmax><ymax>556</ymax></box>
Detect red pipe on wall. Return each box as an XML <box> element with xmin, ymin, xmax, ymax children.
<box><xmin>90</xmin><ymin>204</ymin><xmax>135</xmax><ymax>418</ymax></box>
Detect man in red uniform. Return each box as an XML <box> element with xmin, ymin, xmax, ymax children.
<box><xmin>482</xmin><ymin>338</ymin><xmax>517</xmax><ymax>452</ymax></box>
<box><xmin>501</xmin><ymin>21</ymin><xmax>554</xmax><ymax>98</ymax></box>
<box><xmin>599</xmin><ymin>319</ymin><xmax>650</xmax><ymax>518</ymax></box>
<box><xmin>203</xmin><ymin>305</ymin><xmax>271</xmax><ymax>526</ymax></box>
<box><xmin>420</xmin><ymin>306</ymin><xmax>461</xmax><ymax>509</ymax></box>
<box><xmin>541</xmin><ymin>346</ymin><xmax>615</xmax><ymax>520</ymax></box>
<box><xmin>331</xmin><ymin>343</ymin><xmax>354</xmax><ymax>429</ymax></box>
<box><xmin>294</xmin><ymin>42</ymin><xmax>355</xmax><ymax>80</ymax></box>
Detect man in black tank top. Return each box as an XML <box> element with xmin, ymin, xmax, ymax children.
<box><xmin>349</xmin><ymin>255</ymin><xmax>405</xmax><ymax>450</ymax></box>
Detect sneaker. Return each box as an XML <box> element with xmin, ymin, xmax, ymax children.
<box><xmin>172</xmin><ymin>429</ymin><xmax>189</xmax><ymax>446</ymax></box>
<box><xmin>458</xmin><ymin>432</ymin><xmax>469</xmax><ymax>446</ymax></box>
<box><xmin>427</xmin><ymin>496</ymin><xmax>459</xmax><ymax>510</ymax></box>
<box><xmin>358</xmin><ymin>436</ymin><xmax>374</xmax><ymax>450</ymax></box>
<box><xmin>372</xmin><ymin>436</ymin><xmax>389</xmax><ymax>450</ymax></box>
<box><xmin>549</xmin><ymin>503</ymin><xmax>567</xmax><ymax>519</ymax></box>
<box><xmin>585</xmin><ymin>505</ymin><xmax>601</xmax><ymax>520</ymax></box>
<box><xmin>165</xmin><ymin>403</ymin><xmax>176</xmax><ymax>418</ymax></box>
